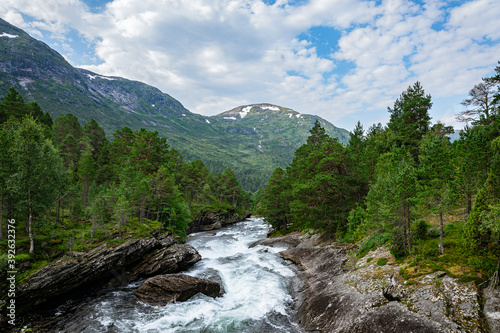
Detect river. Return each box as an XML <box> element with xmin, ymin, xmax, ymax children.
<box><xmin>50</xmin><ymin>218</ymin><xmax>301</xmax><ymax>332</ymax></box>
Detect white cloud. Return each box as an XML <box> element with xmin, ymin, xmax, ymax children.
<box><xmin>0</xmin><ymin>0</ymin><xmax>499</xmax><ymax>131</ymax></box>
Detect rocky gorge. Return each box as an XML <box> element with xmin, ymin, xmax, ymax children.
<box><xmin>254</xmin><ymin>232</ymin><xmax>500</xmax><ymax>332</ymax></box>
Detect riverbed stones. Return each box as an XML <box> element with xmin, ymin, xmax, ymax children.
<box><xmin>135</xmin><ymin>273</ymin><xmax>221</xmax><ymax>306</ymax></box>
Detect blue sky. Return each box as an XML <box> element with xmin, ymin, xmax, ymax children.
<box><xmin>1</xmin><ymin>0</ymin><xmax>499</xmax><ymax>131</ymax></box>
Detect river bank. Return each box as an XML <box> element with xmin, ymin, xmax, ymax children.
<box><xmin>254</xmin><ymin>232</ymin><xmax>500</xmax><ymax>332</ymax></box>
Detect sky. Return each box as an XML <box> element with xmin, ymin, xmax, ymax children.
<box><xmin>1</xmin><ymin>0</ymin><xmax>499</xmax><ymax>131</ymax></box>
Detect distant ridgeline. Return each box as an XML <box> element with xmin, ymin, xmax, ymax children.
<box><xmin>0</xmin><ymin>17</ymin><xmax>349</xmax><ymax>192</ymax></box>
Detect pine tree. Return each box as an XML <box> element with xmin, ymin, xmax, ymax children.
<box><xmin>419</xmin><ymin>127</ymin><xmax>453</xmax><ymax>254</ymax></box>
<box><xmin>388</xmin><ymin>82</ymin><xmax>432</xmax><ymax>158</ymax></box>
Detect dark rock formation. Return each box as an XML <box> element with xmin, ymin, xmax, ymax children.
<box><xmin>186</xmin><ymin>209</ymin><xmax>249</xmax><ymax>234</ymax></box>
<box><xmin>17</xmin><ymin>233</ymin><xmax>201</xmax><ymax>312</ymax></box>
<box><xmin>135</xmin><ymin>273</ymin><xmax>221</xmax><ymax>306</ymax></box>
<box><xmin>249</xmin><ymin>233</ymin><xmax>301</xmax><ymax>249</ymax></box>
<box><xmin>262</xmin><ymin>234</ymin><xmax>491</xmax><ymax>333</ymax></box>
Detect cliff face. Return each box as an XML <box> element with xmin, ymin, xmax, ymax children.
<box><xmin>15</xmin><ymin>233</ymin><xmax>200</xmax><ymax>312</ymax></box>
<box><xmin>255</xmin><ymin>233</ymin><xmax>496</xmax><ymax>333</ymax></box>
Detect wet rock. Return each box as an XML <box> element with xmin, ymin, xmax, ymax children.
<box><xmin>196</xmin><ymin>268</ymin><xmax>226</xmax><ymax>296</ymax></box>
<box><xmin>16</xmin><ymin>234</ymin><xmax>201</xmax><ymax>312</ymax></box>
<box><xmin>249</xmin><ymin>234</ymin><xmax>301</xmax><ymax>249</ymax></box>
<box><xmin>135</xmin><ymin>273</ymin><xmax>221</xmax><ymax>306</ymax></box>
<box><xmin>186</xmin><ymin>209</ymin><xmax>248</xmax><ymax>234</ymax></box>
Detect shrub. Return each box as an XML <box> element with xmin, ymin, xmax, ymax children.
<box><xmin>358</xmin><ymin>232</ymin><xmax>390</xmax><ymax>258</ymax></box>
<box><xmin>414</xmin><ymin>220</ymin><xmax>429</xmax><ymax>240</ymax></box>
<box><xmin>377</xmin><ymin>258</ymin><xmax>388</xmax><ymax>266</ymax></box>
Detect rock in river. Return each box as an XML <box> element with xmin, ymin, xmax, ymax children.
<box><xmin>135</xmin><ymin>273</ymin><xmax>221</xmax><ymax>306</ymax></box>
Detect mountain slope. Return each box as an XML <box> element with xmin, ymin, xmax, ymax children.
<box><xmin>0</xmin><ymin>18</ymin><xmax>349</xmax><ymax>191</ymax></box>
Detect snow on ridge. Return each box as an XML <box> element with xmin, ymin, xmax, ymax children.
<box><xmin>240</xmin><ymin>106</ymin><xmax>252</xmax><ymax>118</ymax></box>
<box><xmin>206</xmin><ymin>119</ymin><xmax>211</xmax><ymax>124</ymax></box>
<box><xmin>261</xmin><ymin>105</ymin><xmax>280</xmax><ymax>111</ymax></box>
<box><xmin>0</xmin><ymin>32</ymin><xmax>18</xmax><ymax>38</ymax></box>
<box><xmin>86</xmin><ymin>73</ymin><xmax>116</xmax><ymax>81</ymax></box>
<box><xmin>224</xmin><ymin>116</ymin><xmax>237</xmax><ymax>120</ymax></box>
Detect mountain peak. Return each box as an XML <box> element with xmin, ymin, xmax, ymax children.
<box><xmin>218</xmin><ymin>103</ymin><xmax>299</xmax><ymax>120</ymax></box>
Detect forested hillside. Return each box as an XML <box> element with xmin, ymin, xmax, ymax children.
<box><xmin>258</xmin><ymin>62</ymin><xmax>500</xmax><ymax>285</ymax></box>
<box><xmin>0</xmin><ymin>88</ymin><xmax>250</xmax><ymax>277</ymax></box>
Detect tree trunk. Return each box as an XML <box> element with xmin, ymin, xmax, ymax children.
<box><xmin>56</xmin><ymin>197</ymin><xmax>61</xmax><ymax>224</ymax></box>
<box><xmin>439</xmin><ymin>210</ymin><xmax>445</xmax><ymax>255</ymax></box>
<box><xmin>0</xmin><ymin>190</ymin><xmax>3</xmax><ymax>239</ymax></box>
<box><xmin>29</xmin><ymin>206</ymin><xmax>34</xmax><ymax>254</ymax></box>
<box><xmin>439</xmin><ymin>194</ymin><xmax>445</xmax><ymax>255</ymax></box>
<box><xmin>403</xmin><ymin>224</ymin><xmax>407</xmax><ymax>254</ymax></box>
<box><xmin>405</xmin><ymin>201</ymin><xmax>412</xmax><ymax>253</ymax></box>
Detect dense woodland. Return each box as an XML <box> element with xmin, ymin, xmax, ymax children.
<box><xmin>257</xmin><ymin>62</ymin><xmax>500</xmax><ymax>285</ymax></box>
<box><xmin>0</xmin><ymin>89</ymin><xmax>250</xmax><ymax>271</ymax></box>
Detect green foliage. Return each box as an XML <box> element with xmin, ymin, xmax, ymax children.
<box><xmin>414</xmin><ymin>220</ymin><xmax>429</xmax><ymax>241</ymax></box>
<box><xmin>388</xmin><ymin>81</ymin><xmax>432</xmax><ymax>157</ymax></box>
<box><xmin>345</xmin><ymin>205</ymin><xmax>367</xmax><ymax>241</ymax></box>
<box><xmin>377</xmin><ymin>258</ymin><xmax>388</xmax><ymax>266</ymax></box>
<box><xmin>358</xmin><ymin>233</ymin><xmax>390</xmax><ymax>258</ymax></box>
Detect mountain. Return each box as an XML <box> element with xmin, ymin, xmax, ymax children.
<box><xmin>0</xmin><ymin>18</ymin><xmax>349</xmax><ymax>191</ymax></box>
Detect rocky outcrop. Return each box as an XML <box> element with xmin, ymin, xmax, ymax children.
<box><xmin>186</xmin><ymin>209</ymin><xmax>249</xmax><ymax>234</ymax></box>
<box><xmin>484</xmin><ymin>288</ymin><xmax>500</xmax><ymax>332</ymax></box>
<box><xmin>135</xmin><ymin>273</ymin><xmax>220</xmax><ymax>306</ymax></box>
<box><xmin>259</xmin><ymin>234</ymin><xmax>491</xmax><ymax>332</ymax></box>
<box><xmin>17</xmin><ymin>233</ymin><xmax>201</xmax><ymax>311</ymax></box>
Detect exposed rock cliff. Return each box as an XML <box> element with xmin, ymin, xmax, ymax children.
<box><xmin>258</xmin><ymin>233</ymin><xmax>494</xmax><ymax>332</ymax></box>
<box><xmin>16</xmin><ymin>233</ymin><xmax>201</xmax><ymax>312</ymax></box>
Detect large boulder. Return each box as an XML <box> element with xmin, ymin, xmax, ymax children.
<box><xmin>16</xmin><ymin>233</ymin><xmax>201</xmax><ymax>311</ymax></box>
<box><xmin>135</xmin><ymin>273</ymin><xmax>221</xmax><ymax>306</ymax></box>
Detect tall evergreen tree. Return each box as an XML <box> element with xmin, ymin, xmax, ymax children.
<box><xmin>388</xmin><ymin>82</ymin><xmax>432</xmax><ymax>158</ymax></box>
<box><xmin>419</xmin><ymin>126</ymin><xmax>454</xmax><ymax>254</ymax></box>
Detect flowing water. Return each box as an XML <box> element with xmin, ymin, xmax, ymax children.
<box><xmin>51</xmin><ymin>218</ymin><xmax>301</xmax><ymax>332</ymax></box>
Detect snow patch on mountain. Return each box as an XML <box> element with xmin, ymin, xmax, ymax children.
<box><xmin>240</xmin><ymin>106</ymin><xmax>252</xmax><ymax>118</ymax></box>
<box><xmin>261</xmin><ymin>106</ymin><xmax>280</xmax><ymax>111</ymax></box>
<box><xmin>0</xmin><ymin>32</ymin><xmax>18</xmax><ymax>38</ymax></box>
